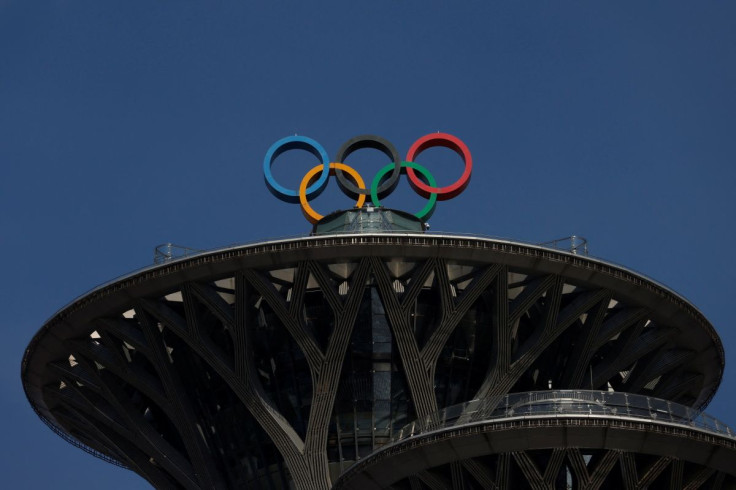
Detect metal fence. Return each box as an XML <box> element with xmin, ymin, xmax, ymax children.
<box><xmin>395</xmin><ymin>390</ymin><xmax>735</xmax><ymax>442</ymax></box>
<box><xmin>538</xmin><ymin>235</ymin><xmax>589</xmax><ymax>255</ymax></box>
<box><xmin>153</xmin><ymin>243</ymin><xmax>203</xmax><ymax>264</ymax></box>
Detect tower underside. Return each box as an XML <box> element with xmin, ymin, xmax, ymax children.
<box><xmin>22</xmin><ymin>234</ymin><xmax>730</xmax><ymax>489</ymax></box>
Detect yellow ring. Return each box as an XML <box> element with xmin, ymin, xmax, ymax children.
<box><xmin>299</xmin><ymin>163</ymin><xmax>366</xmax><ymax>224</ymax></box>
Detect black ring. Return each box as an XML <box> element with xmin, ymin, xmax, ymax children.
<box><xmin>334</xmin><ymin>135</ymin><xmax>401</xmax><ymax>198</ymax></box>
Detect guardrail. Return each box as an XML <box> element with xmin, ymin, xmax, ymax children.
<box><xmin>153</xmin><ymin>243</ymin><xmax>204</xmax><ymax>264</ymax></box>
<box><xmin>538</xmin><ymin>235</ymin><xmax>589</xmax><ymax>255</ymax></box>
<box><xmin>395</xmin><ymin>390</ymin><xmax>735</xmax><ymax>442</ymax></box>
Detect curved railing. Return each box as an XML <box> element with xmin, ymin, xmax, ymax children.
<box><xmin>153</xmin><ymin>243</ymin><xmax>203</xmax><ymax>264</ymax></box>
<box><xmin>538</xmin><ymin>235</ymin><xmax>589</xmax><ymax>255</ymax></box>
<box><xmin>395</xmin><ymin>390</ymin><xmax>735</xmax><ymax>442</ymax></box>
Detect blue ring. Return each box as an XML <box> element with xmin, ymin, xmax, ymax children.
<box><xmin>263</xmin><ymin>136</ymin><xmax>330</xmax><ymax>203</ymax></box>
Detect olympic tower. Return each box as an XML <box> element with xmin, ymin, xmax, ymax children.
<box><xmin>22</xmin><ymin>134</ymin><xmax>736</xmax><ymax>489</ymax></box>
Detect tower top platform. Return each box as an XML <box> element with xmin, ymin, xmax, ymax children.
<box><xmin>21</xmin><ymin>231</ymin><xmax>728</xmax><ymax>487</ymax></box>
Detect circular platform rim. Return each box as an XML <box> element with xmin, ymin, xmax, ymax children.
<box><xmin>21</xmin><ymin>232</ymin><xmax>726</xmax><ymax>462</ymax></box>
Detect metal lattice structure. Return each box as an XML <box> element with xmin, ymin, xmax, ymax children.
<box><xmin>22</xmin><ymin>223</ymin><xmax>735</xmax><ymax>489</ymax></box>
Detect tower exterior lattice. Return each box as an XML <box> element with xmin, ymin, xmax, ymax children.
<box><xmin>22</xmin><ymin>209</ymin><xmax>736</xmax><ymax>489</ymax></box>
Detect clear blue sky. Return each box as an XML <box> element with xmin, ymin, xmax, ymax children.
<box><xmin>2</xmin><ymin>2</ymin><xmax>735</xmax><ymax>488</ymax></box>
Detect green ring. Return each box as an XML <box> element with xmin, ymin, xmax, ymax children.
<box><xmin>371</xmin><ymin>161</ymin><xmax>438</xmax><ymax>221</ymax></box>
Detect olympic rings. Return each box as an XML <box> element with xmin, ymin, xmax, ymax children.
<box><xmin>264</xmin><ymin>135</ymin><xmax>330</xmax><ymax>203</ymax></box>
<box><xmin>371</xmin><ymin>161</ymin><xmax>438</xmax><ymax>221</ymax></box>
<box><xmin>406</xmin><ymin>133</ymin><xmax>472</xmax><ymax>200</ymax></box>
<box><xmin>300</xmin><ymin>163</ymin><xmax>366</xmax><ymax>224</ymax></box>
<box><xmin>264</xmin><ymin>133</ymin><xmax>471</xmax><ymax>223</ymax></box>
<box><xmin>334</xmin><ymin>135</ymin><xmax>401</xmax><ymax>198</ymax></box>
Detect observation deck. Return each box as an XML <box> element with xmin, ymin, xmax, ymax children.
<box><xmin>21</xmin><ymin>221</ymin><xmax>730</xmax><ymax>489</ymax></box>
<box><xmin>337</xmin><ymin>390</ymin><xmax>736</xmax><ymax>488</ymax></box>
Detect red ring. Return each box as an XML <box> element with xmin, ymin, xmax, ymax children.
<box><xmin>405</xmin><ymin>133</ymin><xmax>472</xmax><ymax>201</ymax></box>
